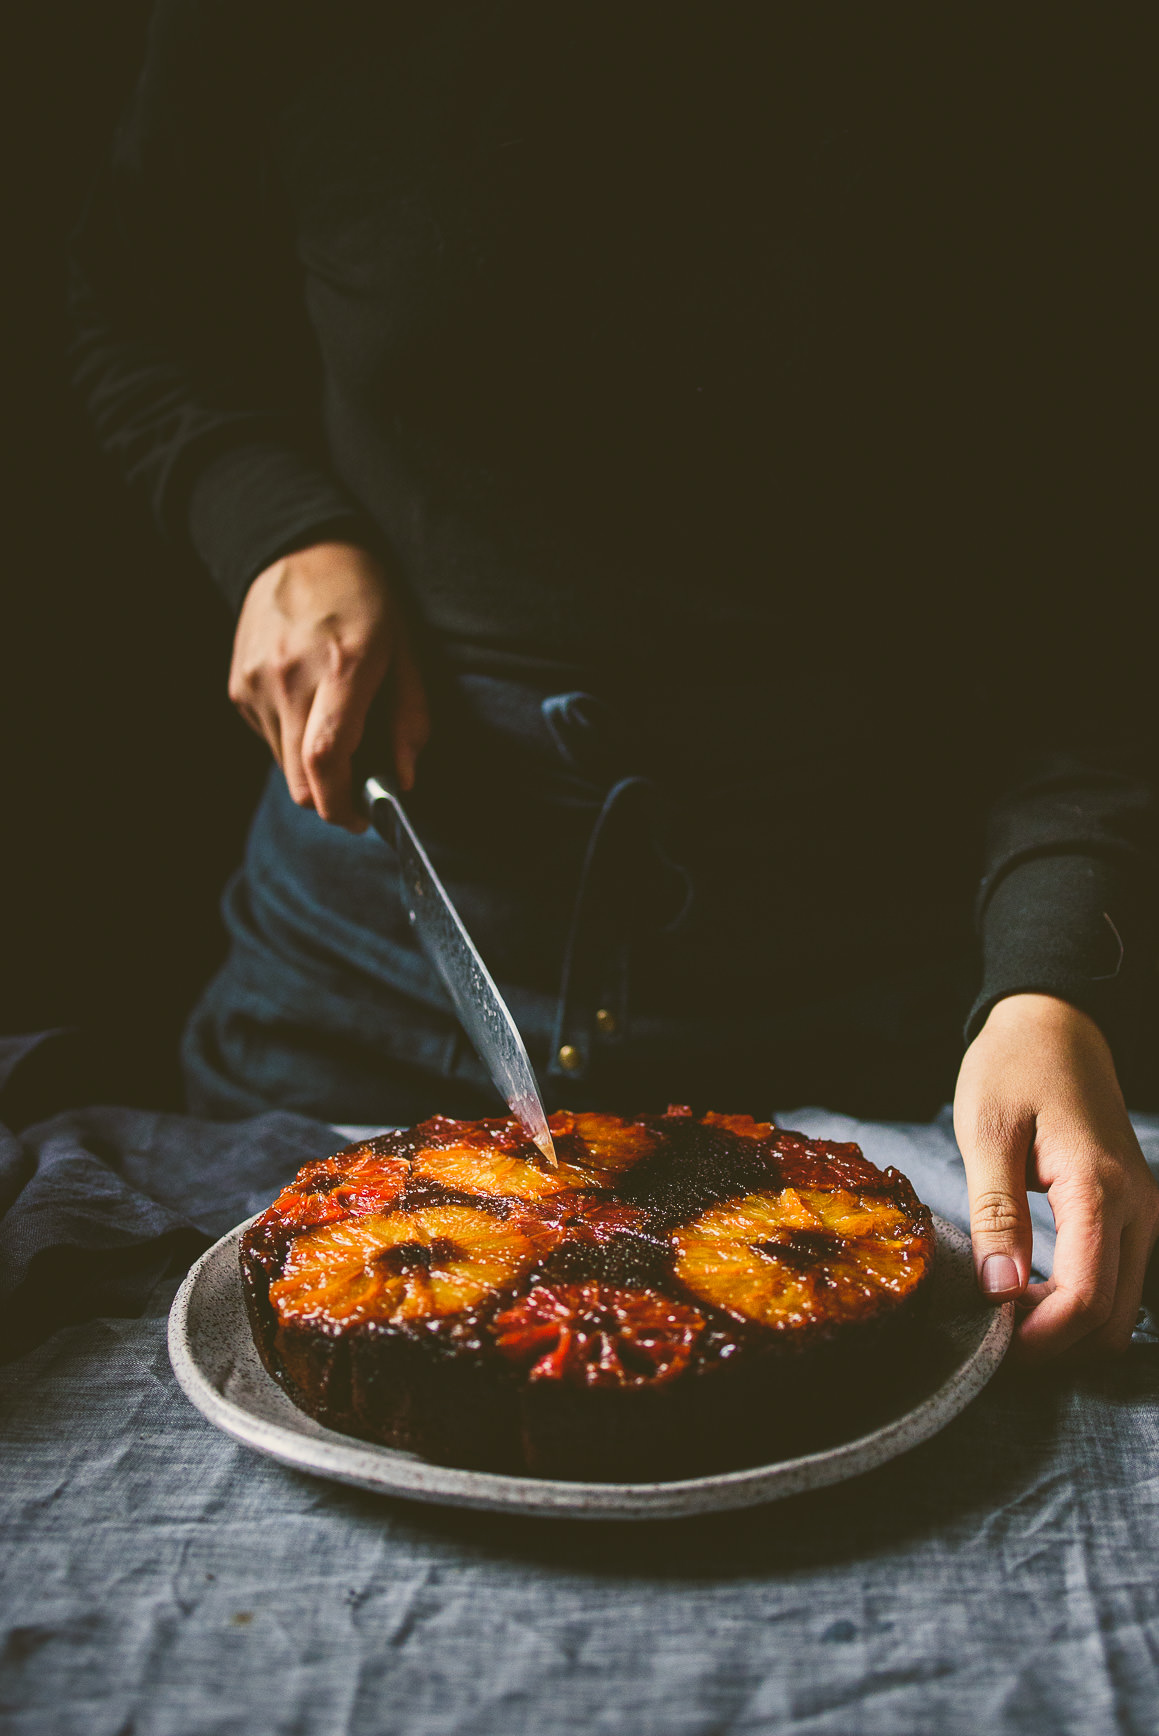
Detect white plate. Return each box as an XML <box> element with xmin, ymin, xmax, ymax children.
<box><xmin>168</xmin><ymin>1213</ymin><xmax>1012</xmax><ymax>1521</ymax></box>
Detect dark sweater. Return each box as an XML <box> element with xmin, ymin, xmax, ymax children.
<box><xmin>69</xmin><ymin>1</ymin><xmax>1156</xmax><ymax>1065</ymax></box>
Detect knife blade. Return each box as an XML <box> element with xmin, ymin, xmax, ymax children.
<box><xmin>362</xmin><ymin>775</ymin><xmax>557</xmax><ymax>1167</ymax></box>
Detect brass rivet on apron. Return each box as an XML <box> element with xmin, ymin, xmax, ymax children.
<box><xmin>595</xmin><ymin>1008</ymin><xmax>617</xmax><ymax>1035</ymax></box>
<box><xmin>557</xmin><ymin>1043</ymin><xmax>582</xmax><ymax>1073</ymax></box>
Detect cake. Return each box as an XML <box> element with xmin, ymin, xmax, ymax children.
<box><xmin>240</xmin><ymin>1107</ymin><xmax>936</xmax><ymax>1480</ymax></box>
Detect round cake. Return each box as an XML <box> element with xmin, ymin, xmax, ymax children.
<box><xmin>240</xmin><ymin>1107</ymin><xmax>936</xmax><ymax>1480</ymax></box>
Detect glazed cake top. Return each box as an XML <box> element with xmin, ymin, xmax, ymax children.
<box><xmin>243</xmin><ymin>1108</ymin><xmax>935</xmax><ymax>1390</ymax></box>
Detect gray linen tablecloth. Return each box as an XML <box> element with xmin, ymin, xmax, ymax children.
<box><xmin>3</xmin><ymin>1108</ymin><xmax>1159</xmax><ymax>1736</ymax></box>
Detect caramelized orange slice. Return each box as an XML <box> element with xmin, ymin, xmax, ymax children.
<box><xmin>270</xmin><ymin>1203</ymin><xmax>534</xmax><ymax>1328</ymax></box>
<box><xmin>703</xmin><ymin>1111</ymin><xmax>774</xmax><ymax>1140</ymax></box>
<box><xmin>513</xmin><ymin>1195</ymin><xmax>650</xmax><ymax>1257</ymax></box>
<box><xmin>672</xmin><ymin>1188</ymin><xmax>931</xmax><ymax>1331</ymax></box>
<box><xmin>262</xmin><ymin>1152</ymin><xmax>410</xmax><ymax>1232</ymax></box>
<box><xmin>559</xmin><ymin>1112</ymin><xmax>660</xmax><ymax>1175</ymax></box>
<box><xmin>411</xmin><ymin>1141</ymin><xmax>596</xmax><ymax>1200</ymax></box>
<box><xmin>494</xmin><ymin>1280</ymin><xmax>704</xmax><ymax>1387</ymax></box>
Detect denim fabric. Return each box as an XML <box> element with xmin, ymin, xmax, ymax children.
<box><xmin>183</xmin><ymin>673</ymin><xmax>976</xmax><ymax>1125</ymax></box>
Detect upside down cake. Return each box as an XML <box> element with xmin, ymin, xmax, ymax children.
<box><xmin>240</xmin><ymin>1108</ymin><xmax>936</xmax><ymax>1480</ymax></box>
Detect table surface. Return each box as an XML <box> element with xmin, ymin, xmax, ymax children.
<box><xmin>3</xmin><ymin>1107</ymin><xmax>1159</xmax><ymax>1736</ymax></box>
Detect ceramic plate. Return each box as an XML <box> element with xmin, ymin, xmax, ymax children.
<box><xmin>168</xmin><ymin>1213</ymin><xmax>1012</xmax><ymax>1520</ymax></box>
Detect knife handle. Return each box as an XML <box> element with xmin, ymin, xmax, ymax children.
<box><xmin>353</xmin><ymin>677</ymin><xmax>401</xmax><ymax>809</ymax></box>
<box><xmin>362</xmin><ymin>771</ymin><xmax>398</xmax><ymax>802</ymax></box>
<box><xmin>361</xmin><ymin>774</ymin><xmax>402</xmax><ymax>842</ymax></box>
<box><xmin>351</xmin><ymin>677</ymin><xmax>404</xmax><ymax>814</ymax></box>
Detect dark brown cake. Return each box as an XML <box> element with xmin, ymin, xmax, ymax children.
<box><xmin>240</xmin><ymin>1108</ymin><xmax>936</xmax><ymax>1480</ymax></box>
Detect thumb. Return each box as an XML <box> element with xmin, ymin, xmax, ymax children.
<box><xmin>956</xmin><ymin>1106</ymin><xmax>1035</xmax><ymax>1300</ymax></box>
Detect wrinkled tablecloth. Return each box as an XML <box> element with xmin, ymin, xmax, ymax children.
<box><xmin>2</xmin><ymin>1034</ymin><xmax>1158</xmax><ymax>1735</ymax></box>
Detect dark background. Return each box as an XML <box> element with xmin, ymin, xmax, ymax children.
<box><xmin>2</xmin><ymin>6</ymin><xmax>1153</xmax><ymax>1112</ymax></box>
<box><xmin>4</xmin><ymin>1</ymin><xmax>268</xmax><ymax>1107</ymax></box>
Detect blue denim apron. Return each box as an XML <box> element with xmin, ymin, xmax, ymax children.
<box><xmin>183</xmin><ymin>664</ymin><xmax>976</xmax><ymax>1123</ymax></box>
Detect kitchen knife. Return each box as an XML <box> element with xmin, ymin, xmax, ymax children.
<box><xmin>362</xmin><ymin>774</ymin><xmax>557</xmax><ymax>1167</ymax></box>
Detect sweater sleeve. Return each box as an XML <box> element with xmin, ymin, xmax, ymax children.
<box><xmin>68</xmin><ymin>0</ymin><xmax>378</xmax><ymax>611</ymax></box>
<box><xmin>967</xmin><ymin>740</ymin><xmax>1157</xmax><ymax>1068</ymax></box>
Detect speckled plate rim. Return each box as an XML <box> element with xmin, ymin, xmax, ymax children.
<box><xmin>168</xmin><ymin>1213</ymin><xmax>1012</xmax><ymax>1521</ymax></box>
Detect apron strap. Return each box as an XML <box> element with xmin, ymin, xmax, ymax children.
<box><xmin>547</xmin><ymin>771</ymin><xmax>692</xmax><ymax>1086</ymax></box>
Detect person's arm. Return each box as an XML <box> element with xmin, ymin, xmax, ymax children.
<box><xmin>954</xmin><ymin>730</ymin><xmax>1159</xmax><ymax>1360</ymax></box>
<box><xmin>69</xmin><ymin>0</ymin><xmax>427</xmax><ymax>817</ymax></box>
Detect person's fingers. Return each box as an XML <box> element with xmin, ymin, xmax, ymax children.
<box><xmin>229</xmin><ymin>646</ymin><xmax>309</xmax><ymax>793</ymax></box>
<box><xmin>228</xmin><ymin>664</ymin><xmax>284</xmax><ymax>764</ymax></box>
<box><xmin>389</xmin><ymin>638</ymin><xmax>431</xmax><ymax>794</ymax></box>
<box><xmin>234</xmin><ymin>698</ymin><xmax>273</xmax><ymax>749</ymax></box>
<box><xmin>1011</xmin><ymin>1181</ymin><xmax>1122</xmax><ymax>1363</ymax></box>
<box><xmin>956</xmin><ymin>1100</ymin><xmax>1036</xmax><ymax>1300</ymax></box>
<box><xmin>301</xmin><ymin>652</ymin><xmax>389</xmax><ymax>828</ymax></box>
<box><xmin>1084</xmin><ymin>1209</ymin><xmax>1159</xmax><ymax>1357</ymax></box>
<box><xmin>269</xmin><ymin>664</ymin><xmax>316</xmax><ymax>809</ymax></box>
<box><xmin>1019</xmin><ymin>1279</ymin><xmax>1052</xmax><ymax>1312</ymax></box>
<box><xmin>249</xmin><ymin>700</ymin><xmax>288</xmax><ymax>776</ymax></box>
